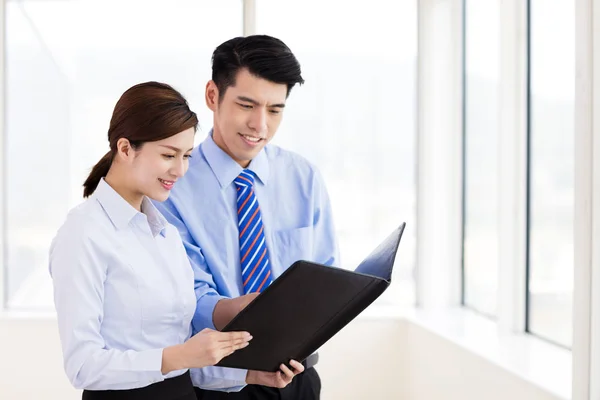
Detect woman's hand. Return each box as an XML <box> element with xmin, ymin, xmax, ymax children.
<box><xmin>184</xmin><ymin>328</ymin><xmax>252</xmax><ymax>368</ymax></box>
<box><xmin>162</xmin><ymin>328</ymin><xmax>252</xmax><ymax>373</ymax></box>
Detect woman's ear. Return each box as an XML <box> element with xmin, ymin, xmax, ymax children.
<box><xmin>115</xmin><ymin>138</ymin><xmax>133</xmax><ymax>162</ymax></box>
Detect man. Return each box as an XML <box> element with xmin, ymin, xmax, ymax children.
<box><xmin>154</xmin><ymin>35</ymin><xmax>339</xmax><ymax>400</ymax></box>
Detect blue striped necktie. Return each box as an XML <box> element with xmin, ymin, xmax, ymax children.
<box><xmin>234</xmin><ymin>170</ymin><xmax>273</xmax><ymax>294</ymax></box>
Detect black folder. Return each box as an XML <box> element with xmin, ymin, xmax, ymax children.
<box><xmin>216</xmin><ymin>222</ymin><xmax>406</xmax><ymax>372</ymax></box>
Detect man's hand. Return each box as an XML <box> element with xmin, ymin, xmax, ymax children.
<box><xmin>246</xmin><ymin>360</ymin><xmax>305</xmax><ymax>388</ymax></box>
<box><xmin>213</xmin><ymin>293</ymin><xmax>260</xmax><ymax>330</ymax></box>
<box><xmin>236</xmin><ymin>292</ymin><xmax>259</xmax><ymax>312</ymax></box>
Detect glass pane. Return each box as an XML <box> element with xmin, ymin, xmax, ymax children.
<box><xmin>528</xmin><ymin>0</ymin><xmax>574</xmax><ymax>347</ymax></box>
<box><xmin>5</xmin><ymin>0</ymin><xmax>243</xmax><ymax>309</ymax></box>
<box><xmin>256</xmin><ymin>0</ymin><xmax>418</xmax><ymax>304</ymax></box>
<box><xmin>463</xmin><ymin>0</ymin><xmax>500</xmax><ymax>316</ymax></box>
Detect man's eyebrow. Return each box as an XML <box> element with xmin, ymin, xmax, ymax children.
<box><xmin>237</xmin><ymin>96</ymin><xmax>285</xmax><ymax>108</ymax></box>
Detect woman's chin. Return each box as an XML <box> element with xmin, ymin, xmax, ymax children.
<box><xmin>147</xmin><ymin>190</ymin><xmax>170</xmax><ymax>203</ymax></box>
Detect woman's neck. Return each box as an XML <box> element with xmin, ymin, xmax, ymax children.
<box><xmin>104</xmin><ymin>169</ymin><xmax>143</xmax><ymax>212</ymax></box>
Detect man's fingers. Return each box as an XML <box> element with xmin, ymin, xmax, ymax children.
<box><xmin>273</xmin><ymin>371</ymin><xmax>287</xmax><ymax>387</ymax></box>
<box><xmin>288</xmin><ymin>360</ymin><xmax>304</xmax><ymax>374</ymax></box>
<box><xmin>279</xmin><ymin>363</ymin><xmax>294</xmax><ymax>379</ymax></box>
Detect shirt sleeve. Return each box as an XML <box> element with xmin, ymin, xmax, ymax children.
<box><xmin>189</xmin><ymin>366</ymin><xmax>248</xmax><ymax>392</ymax></box>
<box><xmin>154</xmin><ymin>198</ymin><xmax>227</xmax><ymax>332</ymax></box>
<box><xmin>49</xmin><ymin>222</ymin><xmax>166</xmax><ymax>390</ymax></box>
<box><xmin>312</xmin><ymin>168</ymin><xmax>341</xmax><ymax>267</ymax></box>
<box><xmin>155</xmin><ymin>199</ymin><xmax>249</xmax><ymax>392</ymax></box>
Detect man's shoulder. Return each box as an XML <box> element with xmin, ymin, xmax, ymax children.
<box><xmin>168</xmin><ymin>145</ymin><xmax>212</xmax><ymax>196</ymax></box>
<box><xmin>265</xmin><ymin>143</ymin><xmax>320</xmax><ymax>175</ymax></box>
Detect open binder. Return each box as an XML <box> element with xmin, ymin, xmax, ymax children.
<box><xmin>216</xmin><ymin>222</ymin><xmax>406</xmax><ymax>372</ymax></box>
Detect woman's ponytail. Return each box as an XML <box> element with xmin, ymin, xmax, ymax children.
<box><xmin>83</xmin><ymin>151</ymin><xmax>113</xmax><ymax>198</ymax></box>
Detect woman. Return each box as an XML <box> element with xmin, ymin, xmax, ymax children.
<box><xmin>49</xmin><ymin>81</ymin><xmax>251</xmax><ymax>400</ymax></box>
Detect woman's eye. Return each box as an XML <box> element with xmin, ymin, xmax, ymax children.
<box><xmin>163</xmin><ymin>154</ymin><xmax>176</xmax><ymax>159</ymax></box>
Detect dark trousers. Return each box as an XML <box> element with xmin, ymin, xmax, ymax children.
<box><xmin>82</xmin><ymin>370</ymin><xmax>196</xmax><ymax>400</ymax></box>
<box><xmin>194</xmin><ymin>368</ymin><xmax>321</xmax><ymax>400</ymax></box>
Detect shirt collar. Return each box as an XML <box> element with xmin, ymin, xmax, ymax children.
<box><xmin>141</xmin><ymin>197</ymin><xmax>168</xmax><ymax>237</ymax></box>
<box><xmin>201</xmin><ymin>130</ymin><xmax>270</xmax><ymax>189</ymax></box>
<box><xmin>94</xmin><ymin>178</ymin><xmax>167</xmax><ymax>237</ymax></box>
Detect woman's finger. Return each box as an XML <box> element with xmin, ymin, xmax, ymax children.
<box><xmin>222</xmin><ymin>340</ymin><xmax>250</xmax><ymax>355</ymax></box>
<box><xmin>219</xmin><ymin>331</ymin><xmax>252</xmax><ymax>342</ymax></box>
<box><xmin>220</xmin><ymin>341</ymin><xmax>249</xmax><ymax>360</ymax></box>
<box><xmin>228</xmin><ymin>337</ymin><xmax>251</xmax><ymax>347</ymax></box>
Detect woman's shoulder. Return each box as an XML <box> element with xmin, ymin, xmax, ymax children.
<box><xmin>48</xmin><ymin>198</ymin><xmax>116</xmax><ymax>277</ymax></box>
<box><xmin>52</xmin><ymin>197</ymin><xmax>111</xmax><ymax>244</ymax></box>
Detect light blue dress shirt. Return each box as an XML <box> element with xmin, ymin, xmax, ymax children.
<box><xmin>153</xmin><ymin>134</ymin><xmax>340</xmax><ymax>391</ymax></box>
<box><xmin>49</xmin><ymin>178</ymin><xmax>196</xmax><ymax>391</ymax></box>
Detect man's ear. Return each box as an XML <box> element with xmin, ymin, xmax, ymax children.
<box><xmin>205</xmin><ymin>80</ymin><xmax>219</xmax><ymax>111</ymax></box>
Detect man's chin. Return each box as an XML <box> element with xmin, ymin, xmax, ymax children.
<box><xmin>234</xmin><ymin>150</ymin><xmax>261</xmax><ymax>166</ymax></box>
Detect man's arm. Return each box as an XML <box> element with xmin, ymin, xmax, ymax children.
<box><xmin>156</xmin><ymin>198</ymin><xmax>298</xmax><ymax>392</ymax></box>
<box><xmin>312</xmin><ymin>169</ymin><xmax>341</xmax><ymax>266</ymax></box>
<box><xmin>155</xmin><ymin>198</ymin><xmax>226</xmax><ymax>331</ymax></box>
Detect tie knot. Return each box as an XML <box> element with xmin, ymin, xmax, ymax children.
<box><xmin>234</xmin><ymin>170</ymin><xmax>255</xmax><ymax>188</ymax></box>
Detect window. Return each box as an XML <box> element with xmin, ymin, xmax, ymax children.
<box><xmin>527</xmin><ymin>0</ymin><xmax>574</xmax><ymax>347</ymax></box>
<box><xmin>256</xmin><ymin>0</ymin><xmax>418</xmax><ymax>304</ymax></box>
<box><xmin>5</xmin><ymin>0</ymin><xmax>242</xmax><ymax>309</ymax></box>
<box><xmin>462</xmin><ymin>0</ymin><xmax>500</xmax><ymax>317</ymax></box>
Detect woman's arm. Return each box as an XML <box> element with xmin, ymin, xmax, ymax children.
<box><xmin>50</xmin><ymin>221</ymin><xmax>252</xmax><ymax>390</ymax></box>
<box><xmin>50</xmin><ymin>226</ymin><xmax>167</xmax><ymax>390</ymax></box>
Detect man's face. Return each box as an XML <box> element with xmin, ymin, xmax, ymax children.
<box><xmin>206</xmin><ymin>68</ymin><xmax>288</xmax><ymax>167</ymax></box>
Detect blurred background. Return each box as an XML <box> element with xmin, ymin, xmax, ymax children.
<box><xmin>1</xmin><ymin>0</ymin><xmax>593</xmax><ymax>399</ymax></box>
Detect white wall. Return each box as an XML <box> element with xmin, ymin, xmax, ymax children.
<box><xmin>318</xmin><ymin>318</ymin><xmax>407</xmax><ymax>399</ymax></box>
<box><xmin>0</xmin><ymin>316</ymin><xmax>565</xmax><ymax>400</ymax></box>
<box><xmin>404</xmin><ymin>323</ymin><xmax>560</xmax><ymax>400</ymax></box>
<box><xmin>0</xmin><ymin>317</ymin><xmax>407</xmax><ymax>400</ymax></box>
<box><xmin>0</xmin><ymin>318</ymin><xmax>77</xmax><ymax>399</ymax></box>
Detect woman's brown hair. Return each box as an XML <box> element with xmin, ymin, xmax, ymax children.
<box><xmin>83</xmin><ymin>81</ymin><xmax>198</xmax><ymax>197</ymax></box>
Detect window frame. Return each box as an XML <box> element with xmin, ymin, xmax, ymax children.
<box><xmin>525</xmin><ymin>0</ymin><xmax>576</xmax><ymax>349</ymax></box>
<box><xmin>460</xmin><ymin>0</ymin><xmax>529</xmax><ymax>332</ymax></box>
<box><xmin>573</xmin><ymin>0</ymin><xmax>600</xmax><ymax>397</ymax></box>
<box><xmin>461</xmin><ymin>0</ymin><xmax>505</xmax><ymax>318</ymax></box>
<box><xmin>1</xmin><ymin>0</ymin><xmax>6</xmax><ymax>312</ymax></box>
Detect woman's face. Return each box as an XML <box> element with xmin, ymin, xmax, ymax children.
<box><xmin>129</xmin><ymin>127</ymin><xmax>195</xmax><ymax>202</ymax></box>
